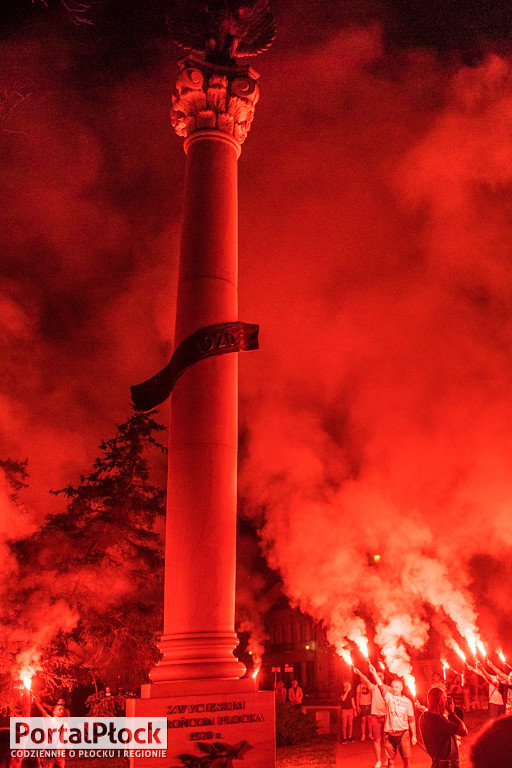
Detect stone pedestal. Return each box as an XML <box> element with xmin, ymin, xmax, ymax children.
<box><xmin>127</xmin><ymin>682</ymin><xmax>275</xmax><ymax>768</ymax></box>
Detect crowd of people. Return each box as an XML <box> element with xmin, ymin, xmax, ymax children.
<box><xmin>345</xmin><ymin>660</ymin><xmax>512</xmax><ymax>768</ymax></box>
<box><xmin>274</xmin><ymin>678</ymin><xmax>304</xmax><ymax>707</ymax></box>
<box><xmin>3</xmin><ymin>682</ymin><xmax>512</xmax><ymax>768</ymax></box>
<box><xmin>436</xmin><ymin>666</ymin><xmax>507</xmax><ymax>715</ymax></box>
<box><xmin>4</xmin><ymin>675</ymin><xmax>512</xmax><ymax>768</ymax></box>
<box><xmin>272</xmin><ymin>656</ymin><xmax>512</xmax><ymax>767</ymax></box>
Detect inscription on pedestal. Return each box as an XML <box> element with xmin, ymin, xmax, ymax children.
<box><xmin>128</xmin><ymin>690</ymin><xmax>275</xmax><ymax>768</ymax></box>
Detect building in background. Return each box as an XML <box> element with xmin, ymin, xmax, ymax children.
<box><xmin>260</xmin><ymin>594</ymin><xmax>345</xmax><ymax>701</ymax></box>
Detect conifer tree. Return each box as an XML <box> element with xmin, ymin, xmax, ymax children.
<box><xmin>12</xmin><ymin>410</ymin><xmax>167</xmax><ymax>694</ymax></box>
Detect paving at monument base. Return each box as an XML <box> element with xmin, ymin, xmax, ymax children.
<box><xmin>276</xmin><ymin>735</ymin><xmax>451</xmax><ymax>768</ymax></box>
<box><xmin>63</xmin><ymin>710</ymin><xmax>488</xmax><ymax>768</ymax></box>
<box><xmin>275</xmin><ymin>708</ymin><xmax>487</xmax><ymax>768</ymax></box>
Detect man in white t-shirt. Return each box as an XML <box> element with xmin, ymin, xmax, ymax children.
<box><xmin>368</xmin><ymin>662</ymin><xmax>417</xmax><ymax>768</ymax></box>
<box><xmin>355</xmin><ymin>666</ymin><xmax>391</xmax><ymax>768</ymax></box>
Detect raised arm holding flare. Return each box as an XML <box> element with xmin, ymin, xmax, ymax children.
<box><xmin>355</xmin><ymin>664</ymin><xmax>389</xmax><ymax>768</ymax></box>
<box><xmin>469</xmin><ymin>661</ymin><xmax>507</xmax><ymax>718</ymax></box>
<box><xmin>356</xmin><ymin>664</ymin><xmax>416</xmax><ymax>768</ymax></box>
<box><xmin>486</xmin><ymin>659</ymin><xmax>510</xmax><ymax>684</ymax></box>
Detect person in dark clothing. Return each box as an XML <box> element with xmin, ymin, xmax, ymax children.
<box><xmin>420</xmin><ymin>687</ymin><xmax>467</xmax><ymax>768</ymax></box>
<box><xmin>470</xmin><ymin>714</ymin><xmax>512</xmax><ymax>768</ymax></box>
<box><xmin>339</xmin><ymin>681</ymin><xmax>357</xmax><ymax>744</ymax></box>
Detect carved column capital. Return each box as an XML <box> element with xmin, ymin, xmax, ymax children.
<box><xmin>171</xmin><ymin>57</ymin><xmax>260</xmax><ymax>145</ymax></box>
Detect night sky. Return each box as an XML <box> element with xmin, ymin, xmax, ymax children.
<box><xmin>3</xmin><ymin>0</ymin><xmax>512</xmax><ymax>668</ymax></box>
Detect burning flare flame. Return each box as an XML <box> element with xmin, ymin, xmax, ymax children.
<box><xmin>338</xmin><ymin>646</ymin><xmax>353</xmax><ymax>666</ymax></box>
<box><xmin>405</xmin><ymin>674</ymin><xmax>416</xmax><ymax>697</ymax></box>
<box><xmin>355</xmin><ymin>637</ymin><xmax>369</xmax><ymax>659</ymax></box>
<box><xmin>498</xmin><ymin>649</ymin><xmax>506</xmax><ymax>664</ymax></box>
<box><xmin>252</xmin><ymin>662</ymin><xmax>261</xmax><ymax>680</ymax></box>
<box><xmin>466</xmin><ymin>634</ymin><xmax>477</xmax><ymax>656</ymax></box>
<box><xmin>19</xmin><ymin>667</ymin><xmax>34</xmax><ymax>691</ymax></box>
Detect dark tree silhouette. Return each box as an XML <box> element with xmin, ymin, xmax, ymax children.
<box><xmin>7</xmin><ymin>410</ymin><xmax>167</xmax><ymax>704</ymax></box>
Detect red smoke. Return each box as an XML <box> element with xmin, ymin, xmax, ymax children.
<box><xmin>2</xmin><ymin>8</ymin><xmax>512</xmax><ymax>673</ymax></box>
<box><xmin>239</xmin><ymin>29</ymin><xmax>512</xmax><ymax>669</ymax></box>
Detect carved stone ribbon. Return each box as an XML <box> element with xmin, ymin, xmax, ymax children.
<box><xmin>131</xmin><ymin>321</ymin><xmax>259</xmax><ymax>412</ymax></box>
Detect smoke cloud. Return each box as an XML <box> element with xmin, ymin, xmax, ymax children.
<box><xmin>239</xmin><ymin>28</ymin><xmax>512</xmax><ymax>670</ymax></box>
<box><xmin>2</xmin><ymin>3</ymin><xmax>512</xmax><ymax>675</ymax></box>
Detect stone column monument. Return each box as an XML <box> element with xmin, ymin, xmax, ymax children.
<box><xmin>128</xmin><ymin>4</ymin><xmax>276</xmax><ymax>767</ymax></box>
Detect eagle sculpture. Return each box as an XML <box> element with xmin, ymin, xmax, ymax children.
<box><xmin>167</xmin><ymin>0</ymin><xmax>276</xmax><ymax>65</ymax></box>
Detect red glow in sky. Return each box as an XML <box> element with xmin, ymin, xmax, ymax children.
<box><xmin>2</xmin><ymin>1</ymin><xmax>512</xmax><ymax>669</ymax></box>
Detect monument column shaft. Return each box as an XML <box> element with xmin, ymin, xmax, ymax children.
<box><xmin>128</xmin><ymin>40</ymin><xmax>276</xmax><ymax>768</ymax></box>
<box><xmin>155</xmin><ymin>130</ymin><xmax>246</xmax><ymax>681</ymax></box>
